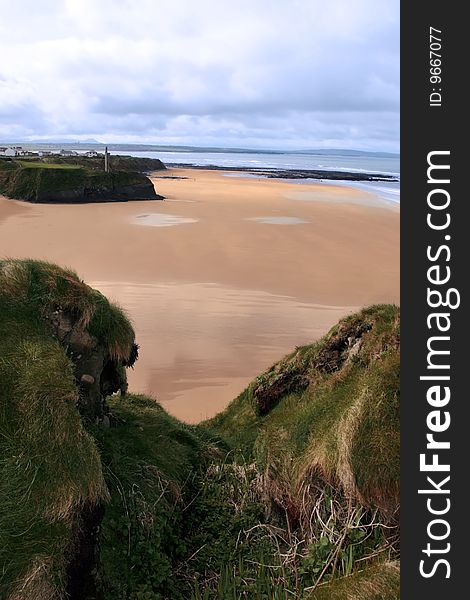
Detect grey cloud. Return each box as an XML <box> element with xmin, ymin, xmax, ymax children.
<box><xmin>0</xmin><ymin>0</ymin><xmax>399</xmax><ymax>151</ymax></box>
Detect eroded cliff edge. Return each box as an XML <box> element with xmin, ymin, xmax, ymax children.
<box><xmin>0</xmin><ymin>260</ymin><xmax>400</xmax><ymax>600</ymax></box>
<box><xmin>0</xmin><ymin>157</ymin><xmax>164</xmax><ymax>203</ymax></box>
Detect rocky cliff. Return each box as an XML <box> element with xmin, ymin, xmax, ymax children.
<box><xmin>0</xmin><ymin>159</ymin><xmax>163</xmax><ymax>203</ymax></box>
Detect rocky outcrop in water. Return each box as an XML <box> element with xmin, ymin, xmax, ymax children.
<box><xmin>166</xmin><ymin>163</ymin><xmax>398</xmax><ymax>182</ymax></box>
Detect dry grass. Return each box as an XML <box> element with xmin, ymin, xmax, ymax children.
<box><xmin>212</xmin><ymin>305</ymin><xmax>400</xmax><ymax>519</ymax></box>
<box><xmin>207</xmin><ymin>305</ymin><xmax>400</xmax><ymax>594</ymax></box>
<box><xmin>307</xmin><ymin>560</ymin><xmax>400</xmax><ymax>600</ymax></box>
<box><xmin>8</xmin><ymin>558</ymin><xmax>61</xmax><ymax>600</ymax></box>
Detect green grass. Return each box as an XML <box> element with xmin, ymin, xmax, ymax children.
<box><xmin>88</xmin><ymin>289</ymin><xmax>135</xmax><ymax>361</ymax></box>
<box><xmin>91</xmin><ymin>394</ymin><xmax>224</xmax><ymax>599</ymax></box>
<box><xmin>0</xmin><ymin>159</ymin><xmax>19</xmax><ymax>171</ymax></box>
<box><xmin>0</xmin><ymin>259</ymin><xmax>140</xmax><ymax>598</ymax></box>
<box><xmin>0</xmin><ymin>164</ymin><xmax>85</xmax><ymax>199</ymax></box>
<box><xmin>0</xmin><ymin>259</ymin><xmax>135</xmax><ymax>361</ymax></box>
<box><xmin>17</xmin><ymin>160</ymin><xmax>81</xmax><ymax>170</ymax></box>
<box><xmin>0</xmin><ymin>261</ymin><xmax>108</xmax><ymax>600</ymax></box>
<box><xmin>202</xmin><ymin>305</ymin><xmax>400</xmax><ymax>597</ymax></box>
<box><xmin>0</xmin><ymin>261</ymin><xmax>400</xmax><ymax>599</ymax></box>
<box><xmin>42</xmin><ymin>154</ymin><xmax>166</xmax><ymax>173</ymax></box>
<box><xmin>91</xmin><ymin>390</ymin><xmax>399</xmax><ymax>599</ymax></box>
<box><xmin>208</xmin><ymin>305</ymin><xmax>400</xmax><ymax>517</ymax></box>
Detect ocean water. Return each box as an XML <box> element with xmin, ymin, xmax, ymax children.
<box><xmin>14</xmin><ymin>142</ymin><xmax>400</xmax><ymax>203</ymax></box>
<box><xmin>110</xmin><ymin>149</ymin><xmax>400</xmax><ymax>204</ymax></box>
<box><xmin>336</xmin><ymin>180</ymin><xmax>400</xmax><ymax>204</ymax></box>
<box><xmin>118</xmin><ymin>149</ymin><xmax>399</xmax><ymax>176</ymax></box>
<box><xmin>295</xmin><ymin>178</ymin><xmax>401</xmax><ymax>205</ymax></box>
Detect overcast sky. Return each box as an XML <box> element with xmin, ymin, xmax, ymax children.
<box><xmin>0</xmin><ymin>0</ymin><xmax>399</xmax><ymax>152</ymax></box>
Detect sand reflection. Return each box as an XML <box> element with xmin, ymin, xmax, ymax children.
<box><xmin>92</xmin><ymin>280</ymin><xmax>355</xmax><ymax>423</ymax></box>
<box><xmin>133</xmin><ymin>213</ymin><xmax>198</xmax><ymax>227</ymax></box>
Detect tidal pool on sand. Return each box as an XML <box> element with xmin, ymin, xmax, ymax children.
<box><xmin>133</xmin><ymin>213</ymin><xmax>199</xmax><ymax>227</ymax></box>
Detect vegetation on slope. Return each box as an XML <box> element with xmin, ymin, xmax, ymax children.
<box><xmin>91</xmin><ymin>394</ymin><xmax>222</xmax><ymax>599</ymax></box>
<box><xmin>42</xmin><ymin>154</ymin><xmax>166</xmax><ymax>172</ymax></box>
<box><xmin>0</xmin><ymin>260</ymin><xmax>114</xmax><ymax>600</ymax></box>
<box><xmin>210</xmin><ymin>305</ymin><xmax>400</xmax><ymax>516</ymax></box>
<box><xmin>307</xmin><ymin>561</ymin><xmax>400</xmax><ymax>600</ymax></box>
<box><xmin>206</xmin><ymin>305</ymin><xmax>400</xmax><ymax>597</ymax></box>
<box><xmin>0</xmin><ymin>260</ymin><xmax>400</xmax><ymax>599</ymax></box>
<box><xmin>92</xmin><ymin>305</ymin><xmax>400</xmax><ymax>599</ymax></box>
<box><xmin>94</xmin><ymin>395</ymin><xmax>298</xmax><ymax>599</ymax></box>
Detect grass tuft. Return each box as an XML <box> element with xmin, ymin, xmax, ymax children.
<box><xmin>0</xmin><ymin>301</ymin><xmax>107</xmax><ymax>599</ymax></box>
<box><xmin>307</xmin><ymin>560</ymin><xmax>400</xmax><ymax>600</ymax></box>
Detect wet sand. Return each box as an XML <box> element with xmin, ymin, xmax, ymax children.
<box><xmin>0</xmin><ymin>169</ymin><xmax>399</xmax><ymax>422</ymax></box>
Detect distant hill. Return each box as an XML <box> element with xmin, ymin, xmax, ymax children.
<box><xmin>1</xmin><ymin>141</ymin><xmax>399</xmax><ymax>158</ymax></box>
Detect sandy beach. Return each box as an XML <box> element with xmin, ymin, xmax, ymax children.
<box><xmin>0</xmin><ymin>169</ymin><xmax>399</xmax><ymax>422</ymax></box>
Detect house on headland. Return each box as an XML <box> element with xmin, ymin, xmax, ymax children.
<box><xmin>18</xmin><ymin>150</ymin><xmax>40</xmax><ymax>157</ymax></box>
<box><xmin>0</xmin><ymin>146</ymin><xmax>23</xmax><ymax>157</ymax></box>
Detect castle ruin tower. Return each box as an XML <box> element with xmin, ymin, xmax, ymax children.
<box><xmin>104</xmin><ymin>146</ymin><xmax>109</xmax><ymax>173</ymax></box>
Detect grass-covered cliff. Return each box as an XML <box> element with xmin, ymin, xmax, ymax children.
<box><xmin>42</xmin><ymin>154</ymin><xmax>166</xmax><ymax>173</ymax></box>
<box><xmin>0</xmin><ymin>260</ymin><xmax>120</xmax><ymax>599</ymax></box>
<box><xmin>0</xmin><ymin>260</ymin><xmax>400</xmax><ymax>600</ymax></box>
<box><xmin>0</xmin><ymin>159</ymin><xmax>162</xmax><ymax>203</ymax></box>
<box><xmin>210</xmin><ymin>304</ymin><xmax>400</xmax><ymax>519</ymax></box>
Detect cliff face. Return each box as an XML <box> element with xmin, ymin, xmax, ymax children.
<box><xmin>0</xmin><ymin>160</ymin><xmax>163</xmax><ymax>203</ymax></box>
